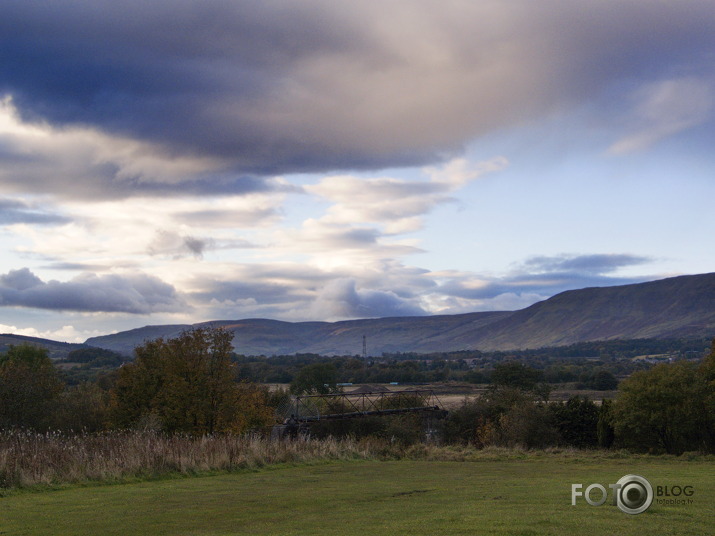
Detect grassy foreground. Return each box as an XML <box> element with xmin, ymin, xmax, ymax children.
<box><xmin>1</xmin><ymin>456</ymin><xmax>712</xmax><ymax>535</ymax></box>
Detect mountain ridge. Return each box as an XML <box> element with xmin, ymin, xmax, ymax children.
<box><xmin>83</xmin><ymin>272</ymin><xmax>715</xmax><ymax>356</ymax></box>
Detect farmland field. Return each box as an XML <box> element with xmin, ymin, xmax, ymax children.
<box><xmin>1</xmin><ymin>456</ymin><xmax>712</xmax><ymax>535</ymax></box>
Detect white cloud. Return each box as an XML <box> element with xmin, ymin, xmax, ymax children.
<box><xmin>306</xmin><ymin>156</ymin><xmax>508</xmax><ymax>234</ymax></box>
<box><xmin>0</xmin><ymin>323</ymin><xmax>104</xmax><ymax>344</ymax></box>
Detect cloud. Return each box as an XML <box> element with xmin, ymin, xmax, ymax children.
<box><xmin>0</xmin><ymin>323</ymin><xmax>104</xmax><ymax>344</ymax></box>
<box><xmin>163</xmin><ymin>251</ymin><xmax>660</xmax><ymax>321</ymax></box>
<box><xmin>0</xmin><ymin>0</ymin><xmax>713</xmax><ymax>188</ymax></box>
<box><xmin>176</xmin><ymin>206</ymin><xmax>281</xmax><ymax>228</ymax></box>
<box><xmin>307</xmin><ymin>157</ymin><xmax>508</xmax><ymax>234</ymax></box>
<box><xmin>148</xmin><ymin>230</ymin><xmax>214</xmax><ymax>259</ymax></box>
<box><xmin>522</xmin><ymin>253</ymin><xmax>653</xmax><ymax>275</ymax></box>
<box><xmin>277</xmin><ymin>219</ymin><xmax>424</xmax><ymax>264</ymax></box>
<box><xmin>433</xmin><ymin>254</ymin><xmax>654</xmax><ymax>303</ymax></box>
<box><xmin>0</xmin><ymin>268</ymin><xmax>186</xmax><ymax>313</ymax></box>
<box><xmin>309</xmin><ymin>278</ymin><xmax>427</xmax><ymax>319</ymax></box>
<box><xmin>0</xmin><ymin>97</ymin><xmax>284</xmax><ymax>200</ymax></box>
<box><xmin>609</xmin><ymin>78</ymin><xmax>714</xmax><ymax>154</ymax></box>
<box><xmin>186</xmin><ymin>260</ymin><xmax>432</xmax><ymax>321</ymax></box>
<box><xmin>0</xmin><ymin>197</ymin><xmax>70</xmax><ymax>225</ymax></box>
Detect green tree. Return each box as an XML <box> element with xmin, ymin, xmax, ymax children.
<box><xmin>53</xmin><ymin>382</ymin><xmax>111</xmax><ymax>432</ymax></box>
<box><xmin>591</xmin><ymin>370</ymin><xmax>618</xmax><ymax>390</ymax></box>
<box><xmin>0</xmin><ymin>344</ymin><xmax>63</xmax><ymax>430</ymax></box>
<box><xmin>612</xmin><ymin>361</ymin><xmax>710</xmax><ymax>454</ymax></box>
<box><xmin>698</xmin><ymin>339</ymin><xmax>715</xmax><ymax>451</ymax></box>
<box><xmin>549</xmin><ymin>396</ymin><xmax>599</xmax><ymax>448</ymax></box>
<box><xmin>290</xmin><ymin>362</ymin><xmax>339</xmax><ymax>395</ymax></box>
<box><xmin>597</xmin><ymin>399</ymin><xmax>615</xmax><ymax>449</ymax></box>
<box><xmin>112</xmin><ymin>328</ymin><xmax>273</xmax><ymax>434</ymax></box>
<box><xmin>491</xmin><ymin>362</ymin><xmax>542</xmax><ymax>391</ymax></box>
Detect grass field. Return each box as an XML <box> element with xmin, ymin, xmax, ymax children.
<box><xmin>1</xmin><ymin>456</ymin><xmax>712</xmax><ymax>535</ymax></box>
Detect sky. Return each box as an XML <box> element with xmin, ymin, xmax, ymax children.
<box><xmin>0</xmin><ymin>0</ymin><xmax>714</xmax><ymax>343</ymax></box>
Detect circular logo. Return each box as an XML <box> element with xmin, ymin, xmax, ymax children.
<box><xmin>615</xmin><ymin>474</ymin><xmax>653</xmax><ymax>515</ymax></box>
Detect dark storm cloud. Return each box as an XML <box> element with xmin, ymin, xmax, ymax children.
<box><xmin>0</xmin><ymin>268</ymin><xmax>185</xmax><ymax>313</ymax></box>
<box><xmin>0</xmin><ymin>198</ymin><xmax>70</xmax><ymax>225</ymax></box>
<box><xmin>1</xmin><ymin>0</ymin><xmax>713</xmax><ymax>189</ymax></box>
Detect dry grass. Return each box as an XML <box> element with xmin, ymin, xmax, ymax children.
<box><xmin>2</xmin><ymin>430</ymin><xmax>711</xmax><ymax>493</ymax></box>
<box><xmin>0</xmin><ymin>430</ymin><xmax>378</xmax><ymax>490</ymax></box>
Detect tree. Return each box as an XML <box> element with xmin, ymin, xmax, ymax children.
<box><xmin>290</xmin><ymin>362</ymin><xmax>339</xmax><ymax>395</ymax></box>
<box><xmin>112</xmin><ymin>328</ymin><xmax>273</xmax><ymax>434</ymax></box>
<box><xmin>0</xmin><ymin>344</ymin><xmax>63</xmax><ymax>430</ymax></box>
<box><xmin>491</xmin><ymin>362</ymin><xmax>542</xmax><ymax>391</ymax></box>
<box><xmin>53</xmin><ymin>382</ymin><xmax>111</xmax><ymax>432</ymax></box>
<box><xmin>591</xmin><ymin>370</ymin><xmax>618</xmax><ymax>390</ymax></box>
<box><xmin>597</xmin><ymin>399</ymin><xmax>615</xmax><ymax>449</ymax></box>
<box><xmin>698</xmin><ymin>339</ymin><xmax>715</xmax><ymax>451</ymax></box>
<box><xmin>612</xmin><ymin>361</ymin><xmax>710</xmax><ymax>454</ymax></box>
<box><xmin>549</xmin><ymin>396</ymin><xmax>599</xmax><ymax>448</ymax></box>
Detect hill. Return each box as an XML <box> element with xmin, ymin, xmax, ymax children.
<box><xmin>0</xmin><ymin>334</ymin><xmax>88</xmax><ymax>360</ymax></box>
<box><xmin>84</xmin><ymin>272</ymin><xmax>715</xmax><ymax>356</ymax></box>
<box><xmin>463</xmin><ymin>272</ymin><xmax>715</xmax><ymax>350</ymax></box>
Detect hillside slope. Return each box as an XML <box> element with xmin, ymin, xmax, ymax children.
<box><xmin>84</xmin><ymin>272</ymin><xmax>715</xmax><ymax>355</ymax></box>
<box><xmin>466</xmin><ymin>272</ymin><xmax>715</xmax><ymax>350</ymax></box>
<box><xmin>0</xmin><ymin>334</ymin><xmax>87</xmax><ymax>360</ymax></box>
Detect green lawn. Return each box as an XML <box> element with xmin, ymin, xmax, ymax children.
<box><xmin>0</xmin><ymin>458</ymin><xmax>712</xmax><ymax>535</ymax></box>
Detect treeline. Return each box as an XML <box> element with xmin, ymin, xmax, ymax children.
<box><xmin>0</xmin><ymin>329</ymin><xmax>281</xmax><ymax>434</ymax></box>
<box><xmin>310</xmin><ymin>346</ymin><xmax>715</xmax><ymax>455</ymax></box>
<box><xmin>447</xmin><ymin>345</ymin><xmax>715</xmax><ymax>454</ymax></box>
<box><xmin>1</xmin><ymin>329</ymin><xmax>713</xmax><ymax>455</ymax></box>
<box><xmin>382</xmin><ymin>337</ymin><xmax>712</xmax><ymax>360</ymax></box>
<box><xmin>235</xmin><ymin>353</ymin><xmax>623</xmax><ymax>390</ymax></box>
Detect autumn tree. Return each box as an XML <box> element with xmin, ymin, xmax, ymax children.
<box><xmin>112</xmin><ymin>328</ymin><xmax>273</xmax><ymax>434</ymax></box>
<box><xmin>0</xmin><ymin>344</ymin><xmax>63</xmax><ymax>430</ymax></box>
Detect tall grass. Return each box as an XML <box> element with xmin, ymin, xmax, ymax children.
<box><xmin>0</xmin><ymin>430</ymin><xmax>378</xmax><ymax>490</ymax></box>
<box><xmin>2</xmin><ymin>430</ymin><xmax>710</xmax><ymax>492</ymax></box>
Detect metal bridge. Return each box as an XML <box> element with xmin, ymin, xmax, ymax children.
<box><xmin>272</xmin><ymin>389</ymin><xmax>448</xmax><ymax>440</ymax></box>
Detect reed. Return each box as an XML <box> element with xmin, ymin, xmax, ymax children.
<box><xmin>0</xmin><ymin>430</ymin><xmax>377</xmax><ymax>490</ymax></box>
<box><xmin>2</xmin><ymin>430</ymin><xmax>709</xmax><ymax>492</ymax></box>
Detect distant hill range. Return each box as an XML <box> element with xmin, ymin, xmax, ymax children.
<box><xmin>83</xmin><ymin>272</ymin><xmax>715</xmax><ymax>356</ymax></box>
<box><xmin>0</xmin><ymin>334</ymin><xmax>87</xmax><ymax>360</ymax></box>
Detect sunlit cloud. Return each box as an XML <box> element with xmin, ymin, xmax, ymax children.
<box><xmin>306</xmin><ymin>157</ymin><xmax>508</xmax><ymax>234</ymax></box>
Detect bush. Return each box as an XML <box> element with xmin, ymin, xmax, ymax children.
<box><xmin>549</xmin><ymin>396</ymin><xmax>599</xmax><ymax>448</ymax></box>
<box><xmin>444</xmin><ymin>388</ymin><xmax>557</xmax><ymax>448</ymax></box>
